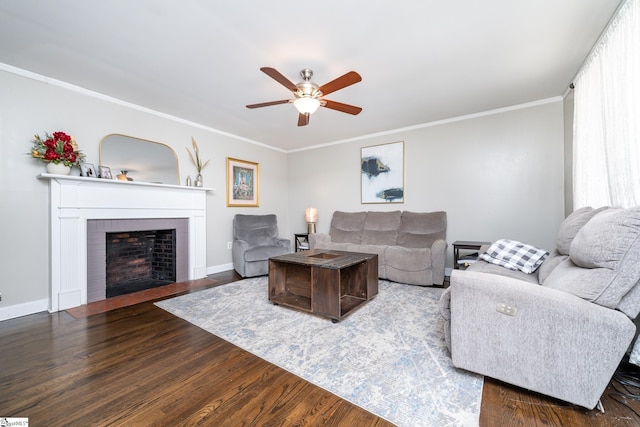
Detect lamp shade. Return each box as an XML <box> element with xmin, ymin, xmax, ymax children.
<box><xmin>294</xmin><ymin>97</ymin><xmax>321</xmax><ymax>114</ymax></box>
<box><xmin>304</xmin><ymin>207</ymin><xmax>318</xmax><ymax>223</ymax></box>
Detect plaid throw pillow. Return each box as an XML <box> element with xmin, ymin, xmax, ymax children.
<box><xmin>480</xmin><ymin>239</ymin><xmax>549</xmax><ymax>274</ymax></box>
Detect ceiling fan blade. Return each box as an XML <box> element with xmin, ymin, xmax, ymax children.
<box><xmin>246</xmin><ymin>99</ymin><xmax>290</xmax><ymax>109</ymax></box>
<box><xmin>260</xmin><ymin>67</ymin><xmax>298</xmax><ymax>92</ymax></box>
<box><xmin>298</xmin><ymin>113</ymin><xmax>310</xmax><ymax>126</ymax></box>
<box><xmin>322</xmin><ymin>99</ymin><xmax>362</xmax><ymax>115</ymax></box>
<box><xmin>318</xmin><ymin>71</ymin><xmax>362</xmax><ymax>96</ymax></box>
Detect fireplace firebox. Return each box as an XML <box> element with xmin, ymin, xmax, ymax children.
<box><xmin>106</xmin><ymin>229</ymin><xmax>177</xmax><ymax>297</ymax></box>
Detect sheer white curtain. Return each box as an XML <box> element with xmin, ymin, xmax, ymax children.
<box><xmin>573</xmin><ymin>0</ymin><xmax>640</xmax><ymax>209</ymax></box>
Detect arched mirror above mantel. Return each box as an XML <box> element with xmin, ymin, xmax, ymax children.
<box><xmin>99</xmin><ymin>134</ymin><xmax>180</xmax><ymax>185</ymax></box>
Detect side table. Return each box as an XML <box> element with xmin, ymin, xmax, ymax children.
<box><xmin>453</xmin><ymin>240</ymin><xmax>491</xmax><ymax>270</ymax></box>
<box><xmin>294</xmin><ymin>233</ymin><xmax>310</xmax><ymax>252</ymax></box>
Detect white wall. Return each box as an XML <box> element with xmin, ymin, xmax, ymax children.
<box><xmin>288</xmin><ymin>100</ymin><xmax>566</xmax><ymax>268</ymax></box>
<box><xmin>0</xmin><ymin>69</ymin><xmax>289</xmax><ymax>319</ymax></box>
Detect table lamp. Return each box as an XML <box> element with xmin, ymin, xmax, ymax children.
<box><xmin>305</xmin><ymin>207</ymin><xmax>318</xmax><ymax>234</ymax></box>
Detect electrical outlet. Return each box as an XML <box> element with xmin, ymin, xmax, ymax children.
<box><xmin>227</xmin><ymin>242</ymin><xmax>233</xmax><ymax>250</ymax></box>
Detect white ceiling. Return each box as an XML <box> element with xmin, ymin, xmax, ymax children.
<box><xmin>0</xmin><ymin>0</ymin><xmax>622</xmax><ymax>152</ymax></box>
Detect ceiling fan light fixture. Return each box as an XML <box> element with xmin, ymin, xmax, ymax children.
<box><xmin>247</xmin><ymin>67</ymin><xmax>362</xmax><ymax>126</ymax></box>
<box><xmin>294</xmin><ymin>97</ymin><xmax>321</xmax><ymax>114</ymax></box>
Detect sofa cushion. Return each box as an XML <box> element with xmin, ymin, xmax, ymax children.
<box><xmin>244</xmin><ymin>245</ymin><xmax>288</xmax><ymax>262</ymax></box>
<box><xmin>556</xmin><ymin>206</ymin><xmax>608</xmax><ymax>255</ymax></box>
<box><xmin>386</xmin><ymin>246</ymin><xmax>431</xmax><ymax>270</ymax></box>
<box><xmin>466</xmin><ymin>259</ymin><xmax>540</xmax><ymax>284</ymax></box>
<box><xmin>385</xmin><ymin>246</ymin><xmax>433</xmax><ymax>285</ymax></box>
<box><xmin>361</xmin><ymin>211</ymin><xmax>401</xmax><ymax>245</ymax></box>
<box><xmin>543</xmin><ymin>259</ymin><xmax>618</xmax><ymax>306</ymax></box>
<box><xmin>315</xmin><ymin>241</ymin><xmax>351</xmax><ymax>252</ymax></box>
<box><xmin>617</xmin><ymin>281</ymin><xmax>640</xmax><ymax>319</ymax></box>
<box><xmin>329</xmin><ymin>211</ymin><xmax>367</xmax><ymax>243</ymax></box>
<box><xmin>543</xmin><ymin>207</ymin><xmax>640</xmax><ymax>309</ymax></box>
<box><xmin>570</xmin><ymin>208</ymin><xmax>640</xmax><ymax>269</ymax></box>
<box><xmin>536</xmin><ymin>250</ymin><xmax>568</xmax><ymax>284</ymax></box>
<box><xmin>397</xmin><ymin>211</ymin><xmax>447</xmax><ymax>248</ymax></box>
<box><xmin>480</xmin><ymin>239</ymin><xmax>549</xmax><ymax>274</ymax></box>
<box><xmin>351</xmin><ymin>243</ymin><xmax>387</xmax><ymax>265</ymax></box>
<box><xmin>234</xmin><ymin>214</ymin><xmax>279</xmax><ymax>247</ymax></box>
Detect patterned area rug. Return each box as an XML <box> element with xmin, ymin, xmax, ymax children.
<box><xmin>155</xmin><ymin>277</ymin><xmax>483</xmax><ymax>426</ymax></box>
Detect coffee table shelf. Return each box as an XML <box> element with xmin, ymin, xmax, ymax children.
<box><xmin>271</xmin><ymin>293</ymin><xmax>312</xmax><ymax>312</ymax></box>
<box><xmin>269</xmin><ymin>249</ymin><xmax>378</xmax><ymax>322</ymax></box>
<box><xmin>340</xmin><ymin>295</ymin><xmax>366</xmax><ymax>317</ymax></box>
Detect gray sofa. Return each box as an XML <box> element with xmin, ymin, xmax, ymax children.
<box><xmin>441</xmin><ymin>206</ymin><xmax>640</xmax><ymax>409</ymax></box>
<box><xmin>309</xmin><ymin>210</ymin><xmax>447</xmax><ymax>286</ymax></box>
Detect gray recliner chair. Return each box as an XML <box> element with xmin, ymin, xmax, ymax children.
<box><xmin>232</xmin><ymin>214</ymin><xmax>291</xmax><ymax>277</ymax></box>
<box><xmin>441</xmin><ymin>206</ymin><xmax>640</xmax><ymax>409</ymax></box>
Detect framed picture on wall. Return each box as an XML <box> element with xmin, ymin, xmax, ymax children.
<box><xmin>361</xmin><ymin>141</ymin><xmax>405</xmax><ymax>203</ymax></box>
<box><xmin>226</xmin><ymin>157</ymin><xmax>259</xmax><ymax>207</ymax></box>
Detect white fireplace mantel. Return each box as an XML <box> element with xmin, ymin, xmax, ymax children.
<box><xmin>39</xmin><ymin>173</ymin><xmax>214</xmax><ymax>312</ymax></box>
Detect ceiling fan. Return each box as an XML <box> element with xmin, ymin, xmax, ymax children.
<box><xmin>246</xmin><ymin>67</ymin><xmax>362</xmax><ymax>126</ymax></box>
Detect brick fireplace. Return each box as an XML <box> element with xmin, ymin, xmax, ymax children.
<box><xmin>87</xmin><ymin>218</ymin><xmax>189</xmax><ymax>302</ymax></box>
<box><xmin>40</xmin><ymin>174</ymin><xmax>211</xmax><ymax>312</ymax></box>
<box><xmin>106</xmin><ymin>229</ymin><xmax>176</xmax><ymax>297</ymax></box>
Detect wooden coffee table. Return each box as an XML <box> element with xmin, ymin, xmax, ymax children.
<box><xmin>268</xmin><ymin>249</ymin><xmax>378</xmax><ymax>322</ymax></box>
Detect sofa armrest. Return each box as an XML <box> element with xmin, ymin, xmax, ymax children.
<box><xmin>232</xmin><ymin>239</ymin><xmax>250</xmax><ymax>276</ymax></box>
<box><xmin>449</xmin><ymin>269</ymin><xmax>635</xmax><ymax>409</ymax></box>
<box><xmin>309</xmin><ymin>233</ymin><xmax>331</xmax><ymax>249</ymax></box>
<box><xmin>275</xmin><ymin>238</ymin><xmax>291</xmax><ymax>252</ymax></box>
<box><xmin>430</xmin><ymin>239</ymin><xmax>447</xmax><ymax>285</ymax></box>
<box><xmin>232</xmin><ymin>239</ymin><xmax>249</xmax><ymax>252</ymax></box>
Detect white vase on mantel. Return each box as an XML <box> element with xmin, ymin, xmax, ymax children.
<box><xmin>46</xmin><ymin>162</ymin><xmax>71</xmax><ymax>175</ymax></box>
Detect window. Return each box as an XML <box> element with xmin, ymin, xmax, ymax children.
<box><xmin>573</xmin><ymin>0</ymin><xmax>640</xmax><ymax>208</ymax></box>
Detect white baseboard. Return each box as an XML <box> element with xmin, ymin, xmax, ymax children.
<box><xmin>207</xmin><ymin>263</ymin><xmax>234</xmax><ymax>275</ymax></box>
<box><xmin>0</xmin><ymin>298</ymin><xmax>48</xmax><ymax>322</ymax></box>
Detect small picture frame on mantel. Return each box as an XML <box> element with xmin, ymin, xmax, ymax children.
<box><xmin>80</xmin><ymin>162</ymin><xmax>97</xmax><ymax>178</ymax></box>
<box><xmin>98</xmin><ymin>165</ymin><xmax>112</xmax><ymax>179</ymax></box>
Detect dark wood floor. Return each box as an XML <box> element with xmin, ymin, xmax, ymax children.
<box><xmin>1</xmin><ymin>271</ymin><xmax>639</xmax><ymax>426</ymax></box>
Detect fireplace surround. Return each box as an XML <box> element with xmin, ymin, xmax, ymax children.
<box><xmin>40</xmin><ymin>174</ymin><xmax>212</xmax><ymax>312</ymax></box>
<box><xmin>87</xmin><ymin>219</ymin><xmax>188</xmax><ymax>302</ymax></box>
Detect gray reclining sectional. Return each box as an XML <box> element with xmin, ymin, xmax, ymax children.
<box><xmin>441</xmin><ymin>206</ymin><xmax>640</xmax><ymax>409</ymax></box>
<box><xmin>309</xmin><ymin>210</ymin><xmax>447</xmax><ymax>286</ymax></box>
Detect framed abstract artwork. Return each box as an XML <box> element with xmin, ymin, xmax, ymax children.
<box><xmin>226</xmin><ymin>157</ymin><xmax>259</xmax><ymax>207</ymax></box>
<box><xmin>361</xmin><ymin>141</ymin><xmax>404</xmax><ymax>203</ymax></box>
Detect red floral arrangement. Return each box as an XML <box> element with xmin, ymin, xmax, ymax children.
<box><xmin>30</xmin><ymin>131</ymin><xmax>85</xmax><ymax>167</ymax></box>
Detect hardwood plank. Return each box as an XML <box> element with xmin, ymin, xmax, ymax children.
<box><xmin>480</xmin><ymin>375</ymin><xmax>640</xmax><ymax>427</ymax></box>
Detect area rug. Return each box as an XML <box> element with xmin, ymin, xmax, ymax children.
<box><xmin>155</xmin><ymin>277</ymin><xmax>483</xmax><ymax>426</ymax></box>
